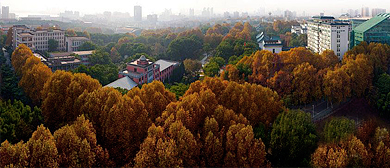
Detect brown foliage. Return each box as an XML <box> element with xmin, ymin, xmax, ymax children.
<box><xmin>19</xmin><ymin>57</ymin><xmax>52</xmax><ymax>104</ymax></box>
<box><xmin>11</xmin><ymin>44</ymin><xmax>33</xmax><ymax>76</ymax></box>
<box><xmin>41</xmin><ymin>71</ymin><xmax>101</xmax><ymax>130</ymax></box>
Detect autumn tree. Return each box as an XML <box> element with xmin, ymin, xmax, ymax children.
<box><xmin>65</xmin><ymin>29</ymin><xmax>77</xmax><ymax>36</ymax></box>
<box><xmin>270</xmin><ymin>110</ymin><xmax>318</xmax><ymax>167</ymax></box>
<box><xmin>19</xmin><ymin>56</ymin><xmax>52</xmax><ymax>104</ymax></box>
<box><xmin>311</xmin><ymin>136</ymin><xmax>370</xmax><ymax>167</ymax></box>
<box><xmin>100</xmin><ymin>94</ymin><xmax>151</xmax><ymax>166</ymax></box>
<box><xmin>27</xmin><ymin>125</ymin><xmax>58</xmax><ymax>167</ymax></box>
<box><xmin>134</xmin><ymin>121</ymin><xmax>199</xmax><ymax>167</ymax></box>
<box><xmin>41</xmin><ymin>71</ymin><xmax>101</xmax><ymax>130</ymax></box>
<box><xmin>323</xmin><ymin>67</ymin><xmax>351</xmax><ymax>103</ymax></box>
<box><xmin>11</xmin><ymin>44</ymin><xmax>33</xmax><ymax>76</ymax></box>
<box><xmin>311</xmin><ymin>144</ymin><xmax>348</xmax><ymax>168</ymax></box>
<box><xmin>54</xmin><ymin>115</ymin><xmax>111</xmax><ymax>167</ymax></box>
<box><xmin>127</xmin><ymin>81</ymin><xmax>176</xmax><ymax>121</ymax></box>
<box><xmin>0</xmin><ymin>140</ymin><xmax>29</xmax><ymax>167</ymax></box>
<box><xmin>291</xmin><ymin>62</ymin><xmax>318</xmax><ymax>104</ymax></box>
<box><xmin>224</xmin><ymin>123</ymin><xmax>269</xmax><ymax>167</ymax></box>
<box><xmin>342</xmin><ymin>54</ymin><xmax>373</xmax><ymax>97</ymax></box>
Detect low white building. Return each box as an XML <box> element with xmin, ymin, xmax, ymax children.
<box><xmin>65</xmin><ymin>36</ymin><xmax>90</xmax><ymax>52</ymax></box>
<box><xmin>257</xmin><ymin>32</ymin><xmax>283</xmax><ymax>54</ymax></box>
<box><xmin>307</xmin><ymin>16</ymin><xmax>350</xmax><ymax>59</ymax></box>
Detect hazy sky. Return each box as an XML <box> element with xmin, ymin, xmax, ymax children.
<box><xmin>1</xmin><ymin>0</ymin><xmax>390</xmax><ymax>17</ymax></box>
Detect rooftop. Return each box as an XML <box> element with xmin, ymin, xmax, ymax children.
<box><xmin>155</xmin><ymin>59</ymin><xmax>179</xmax><ymax>71</ymax></box>
<box><xmin>73</xmin><ymin>50</ymin><xmax>94</xmax><ymax>56</ymax></box>
<box><xmin>105</xmin><ymin>76</ymin><xmax>138</xmax><ymax>90</ymax></box>
<box><xmin>354</xmin><ymin>13</ymin><xmax>390</xmax><ymax>33</ymax></box>
<box><xmin>67</xmin><ymin>36</ymin><xmax>90</xmax><ymax>41</ymax></box>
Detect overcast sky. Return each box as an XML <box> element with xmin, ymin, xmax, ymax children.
<box><xmin>1</xmin><ymin>0</ymin><xmax>390</xmax><ymax>17</ymax></box>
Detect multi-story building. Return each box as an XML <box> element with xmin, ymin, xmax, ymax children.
<box><xmin>65</xmin><ymin>36</ymin><xmax>90</xmax><ymax>52</ymax></box>
<box><xmin>34</xmin><ymin>53</ymin><xmax>81</xmax><ymax>72</ymax></box>
<box><xmin>11</xmin><ymin>25</ymin><xmax>66</xmax><ymax>51</ymax></box>
<box><xmin>118</xmin><ymin>55</ymin><xmax>178</xmax><ymax>85</ymax></box>
<box><xmin>372</xmin><ymin>8</ymin><xmax>387</xmax><ymax>17</ymax></box>
<box><xmin>134</xmin><ymin>6</ymin><xmax>142</xmax><ymax>22</ymax></box>
<box><xmin>307</xmin><ymin>16</ymin><xmax>350</xmax><ymax>59</ymax></box>
<box><xmin>350</xmin><ymin>13</ymin><xmax>390</xmax><ymax>49</ymax></box>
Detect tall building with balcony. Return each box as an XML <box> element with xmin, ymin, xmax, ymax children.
<box><xmin>307</xmin><ymin>16</ymin><xmax>350</xmax><ymax>59</ymax></box>
<box><xmin>134</xmin><ymin>6</ymin><xmax>142</xmax><ymax>22</ymax></box>
<box><xmin>362</xmin><ymin>7</ymin><xmax>370</xmax><ymax>17</ymax></box>
<box><xmin>350</xmin><ymin>13</ymin><xmax>390</xmax><ymax>49</ymax></box>
<box><xmin>11</xmin><ymin>25</ymin><xmax>66</xmax><ymax>51</ymax></box>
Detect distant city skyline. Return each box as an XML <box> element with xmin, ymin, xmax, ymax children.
<box><xmin>1</xmin><ymin>0</ymin><xmax>390</xmax><ymax>17</ymax></box>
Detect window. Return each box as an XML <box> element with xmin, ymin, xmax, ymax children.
<box><xmin>273</xmin><ymin>49</ymin><xmax>275</xmax><ymax>53</ymax></box>
<box><xmin>134</xmin><ymin>68</ymin><xmax>137</xmax><ymax>72</ymax></box>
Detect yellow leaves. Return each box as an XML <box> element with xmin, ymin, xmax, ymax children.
<box><xmin>323</xmin><ymin>67</ymin><xmax>351</xmax><ymax>103</ymax></box>
<box><xmin>19</xmin><ymin>57</ymin><xmax>52</xmax><ymax>104</ymax></box>
<box><xmin>291</xmin><ymin>62</ymin><xmax>318</xmax><ymax>104</ymax></box>
<box><xmin>11</xmin><ymin>44</ymin><xmax>33</xmax><ymax>76</ymax></box>
<box><xmin>342</xmin><ymin>54</ymin><xmax>373</xmax><ymax>97</ymax></box>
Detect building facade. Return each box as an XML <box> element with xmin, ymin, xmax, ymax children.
<box><xmin>65</xmin><ymin>36</ymin><xmax>90</xmax><ymax>52</ymax></box>
<box><xmin>11</xmin><ymin>25</ymin><xmax>66</xmax><ymax>51</ymax></box>
<box><xmin>307</xmin><ymin>16</ymin><xmax>350</xmax><ymax>59</ymax></box>
<box><xmin>118</xmin><ymin>55</ymin><xmax>178</xmax><ymax>85</ymax></box>
<box><xmin>350</xmin><ymin>13</ymin><xmax>390</xmax><ymax>49</ymax></box>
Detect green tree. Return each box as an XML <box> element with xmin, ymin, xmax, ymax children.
<box><xmin>270</xmin><ymin>110</ymin><xmax>318</xmax><ymax>167</ymax></box>
<box><xmin>203</xmin><ymin>61</ymin><xmax>220</xmax><ymax>77</ymax></box>
<box><xmin>323</xmin><ymin>117</ymin><xmax>356</xmax><ymax>143</ymax></box>
<box><xmin>166</xmin><ymin>83</ymin><xmax>189</xmax><ymax>99</ymax></box>
<box><xmin>79</xmin><ymin>41</ymin><xmax>97</xmax><ymax>51</ymax></box>
<box><xmin>167</xmin><ymin>37</ymin><xmax>203</xmax><ymax>61</ymax></box>
<box><xmin>0</xmin><ymin>100</ymin><xmax>43</xmax><ymax>143</ymax></box>
<box><xmin>48</xmin><ymin>39</ymin><xmax>59</xmax><ymax>52</ymax></box>
<box><xmin>89</xmin><ymin>49</ymin><xmax>112</xmax><ymax>65</ymax></box>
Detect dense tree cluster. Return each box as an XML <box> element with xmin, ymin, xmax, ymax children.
<box><xmin>222</xmin><ymin>43</ymin><xmax>390</xmax><ymax>106</ymax></box>
<box><xmin>0</xmin><ymin>116</ymin><xmax>112</xmax><ymax>167</ymax></box>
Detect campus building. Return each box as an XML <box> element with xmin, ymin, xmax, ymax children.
<box><xmin>307</xmin><ymin>16</ymin><xmax>351</xmax><ymax>59</ymax></box>
<box><xmin>257</xmin><ymin>32</ymin><xmax>283</xmax><ymax>54</ymax></box>
<box><xmin>11</xmin><ymin>25</ymin><xmax>66</xmax><ymax>51</ymax></box>
<box><xmin>118</xmin><ymin>55</ymin><xmax>179</xmax><ymax>85</ymax></box>
<box><xmin>350</xmin><ymin>13</ymin><xmax>390</xmax><ymax>49</ymax></box>
<box><xmin>65</xmin><ymin>36</ymin><xmax>90</xmax><ymax>52</ymax></box>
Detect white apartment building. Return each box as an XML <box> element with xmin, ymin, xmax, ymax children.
<box><xmin>307</xmin><ymin>16</ymin><xmax>350</xmax><ymax>59</ymax></box>
<box><xmin>12</xmin><ymin>25</ymin><xmax>66</xmax><ymax>51</ymax></box>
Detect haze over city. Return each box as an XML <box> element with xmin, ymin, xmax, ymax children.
<box><xmin>2</xmin><ymin>0</ymin><xmax>390</xmax><ymax>16</ymax></box>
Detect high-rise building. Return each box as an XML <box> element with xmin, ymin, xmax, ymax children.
<box><xmin>307</xmin><ymin>16</ymin><xmax>351</xmax><ymax>59</ymax></box>
<box><xmin>372</xmin><ymin>8</ymin><xmax>386</xmax><ymax>17</ymax></box>
<box><xmin>361</xmin><ymin>7</ymin><xmax>370</xmax><ymax>17</ymax></box>
<box><xmin>350</xmin><ymin>13</ymin><xmax>390</xmax><ymax>49</ymax></box>
<box><xmin>224</xmin><ymin>11</ymin><xmax>230</xmax><ymax>18</ymax></box>
<box><xmin>2</xmin><ymin>6</ymin><xmax>9</xmax><ymax>19</ymax></box>
<box><xmin>134</xmin><ymin>5</ymin><xmax>142</xmax><ymax>22</ymax></box>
